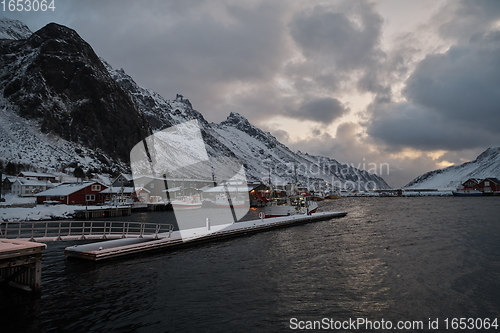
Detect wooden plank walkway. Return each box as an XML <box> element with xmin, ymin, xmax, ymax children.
<box><xmin>0</xmin><ymin>239</ymin><xmax>46</xmax><ymax>293</ymax></box>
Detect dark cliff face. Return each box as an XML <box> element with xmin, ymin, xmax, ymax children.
<box><xmin>0</xmin><ymin>23</ymin><xmax>150</xmax><ymax>163</ymax></box>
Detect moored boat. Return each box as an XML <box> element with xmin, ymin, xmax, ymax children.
<box><xmin>326</xmin><ymin>190</ymin><xmax>341</xmax><ymax>199</ymax></box>
<box><xmin>213</xmin><ymin>194</ymin><xmax>247</xmax><ymax>208</ymax></box>
<box><xmin>171</xmin><ymin>195</ymin><xmax>202</xmax><ymax>210</ymax></box>
<box><xmin>452</xmin><ymin>190</ymin><xmax>483</xmax><ymax>197</ymax></box>
<box><xmin>264</xmin><ymin>196</ymin><xmax>318</xmax><ymax>218</ymax></box>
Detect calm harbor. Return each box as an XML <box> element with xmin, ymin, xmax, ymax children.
<box><xmin>1</xmin><ymin>197</ymin><xmax>499</xmax><ymax>332</ymax></box>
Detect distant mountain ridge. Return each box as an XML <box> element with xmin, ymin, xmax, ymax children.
<box><xmin>0</xmin><ymin>20</ymin><xmax>390</xmax><ymax>190</ymax></box>
<box><xmin>405</xmin><ymin>146</ymin><xmax>500</xmax><ymax>189</ymax></box>
<box><xmin>213</xmin><ymin>112</ymin><xmax>389</xmax><ymax>189</ymax></box>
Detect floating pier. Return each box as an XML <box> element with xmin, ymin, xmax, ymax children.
<box><xmin>0</xmin><ymin>239</ymin><xmax>46</xmax><ymax>293</ymax></box>
<box><xmin>65</xmin><ymin>211</ymin><xmax>347</xmax><ymax>261</ymax></box>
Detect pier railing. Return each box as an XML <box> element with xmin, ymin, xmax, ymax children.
<box><xmin>0</xmin><ymin>220</ymin><xmax>174</xmax><ymax>242</ymax></box>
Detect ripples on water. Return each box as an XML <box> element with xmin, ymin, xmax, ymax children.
<box><xmin>2</xmin><ymin>197</ymin><xmax>500</xmax><ymax>332</ymax></box>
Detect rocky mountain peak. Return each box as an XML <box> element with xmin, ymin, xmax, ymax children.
<box><xmin>0</xmin><ymin>17</ymin><xmax>32</xmax><ymax>40</ymax></box>
<box><xmin>27</xmin><ymin>23</ymin><xmax>107</xmax><ymax>78</ymax></box>
<box><xmin>222</xmin><ymin>112</ymin><xmax>251</xmax><ymax>128</ymax></box>
<box><xmin>0</xmin><ymin>22</ymin><xmax>150</xmax><ymax>163</ymax></box>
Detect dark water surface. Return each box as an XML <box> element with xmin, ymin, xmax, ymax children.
<box><xmin>2</xmin><ymin>197</ymin><xmax>500</xmax><ymax>332</ymax></box>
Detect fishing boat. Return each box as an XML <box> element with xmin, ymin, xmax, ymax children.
<box><xmin>213</xmin><ymin>193</ymin><xmax>247</xmax><ymax>208</ymax></box>
<box><xmin>264</xmin><ymin>196</ymin><xmax>318</xmax><ymax>218</ymax></box>
<box><xmin>452</xmin><ymin>189</ymin><xmax>483</xmax><ymax>197</ymax></box>
<box><xmin>171</xmin><ymin>194</ymin><xmax>202</xmax><ymax>210</ymax></box>
<box><xmin>310</xmin><ymin>192</ymin><xmax>326</xmax><ymax>201</ymax></box>
<box><xmin>326</xmin><ymin>190</ymin><xmax>341</xmax><ymax>199</ymax></box>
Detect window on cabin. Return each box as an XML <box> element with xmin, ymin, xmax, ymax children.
<box><xmin>86</xmin><ymin>194</ymin><xmax>95</xmax><ymax>201</ymax></box>
<box><xmin>91</xmin><ymin>184</ymin><xmax>101</xmax><ymax>191</ymax></box>
<box><xmin>485</xmin><ymin>181</ymin><xmax>490</xmax><ymax>186</ymax></box>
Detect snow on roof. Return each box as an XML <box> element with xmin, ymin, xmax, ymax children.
<box><xmin>483</xmin><ymin>177</ymin><xmax>500</xmax><ymax>184</ymax></box>
<box><xmin>99</xmin><ymin>187</ymin><xmax>136</xmax><ymax>194</ymax></box>
<box><xmin>161</xmin><ymin>187</ymin><xmax>182</xmax><ymax>193</ymax></box>
<box><xmin>34</xmin><ymin>182</ymin><xmax>96</xmax><ymax>197</ymax></box>
<box><xmin>204</xmin><ymin>185</ymin><xmax>253</xmax><ymax>193</ymax></box>
<box><xmin>18</xmin><ymin>172</ymin><xmax>57</xmax><ymax>178</ymax></box>
<box><xmin>93</xmin><ymin>174</ymin><xmax>113</xmax><ymax>186</ymax></box>
<box><xmin>13</xmin><ymin>178</ymin><xmax>50</xmax><ymax>186</ymax></box>
<box><xmin>115</xmin><ymin>173</ymin><xmax>133</xmax><ymax>181</ymax></box>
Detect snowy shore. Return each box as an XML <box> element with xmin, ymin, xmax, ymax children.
<box><xmin>0</xmin><ymin>194</ymin><xmax>122</xmax><ymax>222</ymax></box>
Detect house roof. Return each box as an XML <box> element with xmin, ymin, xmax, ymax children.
<box><xmin>483</xmin><ymin>177</ymin><xmax>500</xmax><ymax>184</ymax></box>
<box><xmin>204</xmin><ymin>185</ymin><xmax>254</xmax><ymax>193</ymax></box>
<box><xmin>462</xmin><ymin>178</ymin><xmax>481</xmax><ymax>184</ymax></box>
<box><xmin>114</xmin><ymin>173</ymin><xmax>134</xmax><ymax>181</ymax></box>
<box><xmin>18</xmin><ymin>172</ymin><xmax>56</xmax><ymax>178</ymax></box>
<box><xmin>134</xmin><ymin>187</ymin><xmax>151</xmax><ymax>193</ymax></box>
<box><xmin>13</xmin><ymin>178</ymin><xmax>50</xmax><ymax>186</ymax></box>
<box><xmin>34</xmin><ymin>182</ymin><xmax>97</xmax><ymax>197</ymax></box>
<box><xmin>93</xmin><ymin>174</ymin><xmax>113</xmax><ymax>186</ymax></box>
<box><xmin>99</xmin><ymin>187</ymin><xmax>136</xmax><ymax>194</ymax></box>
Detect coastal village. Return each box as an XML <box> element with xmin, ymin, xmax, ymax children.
<box><xmin>1</xmin><ymin>169</ymin><xmax>499</xmax><ymax>222</ymax></box>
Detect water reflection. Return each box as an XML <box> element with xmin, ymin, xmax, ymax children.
<box><xmin>2</xmin><ymin>197</ymin><xmax>500</xmax><ymax>332</ymax></box>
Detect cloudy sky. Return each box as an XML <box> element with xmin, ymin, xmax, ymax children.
<box><xmin>5</xmin><ymin>0</ymin><xmax>500</xmax><ymax>187</ymax></box>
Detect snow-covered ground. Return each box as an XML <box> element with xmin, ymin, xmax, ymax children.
<box><xmin>0</xmin><ymin>193</ymin><xmax>35</xmax><ymax>206</ymax></box>
<box><xmin>0</xmin><ymin>194</ymin><xmax>126</xmax><ymax>222</ymax></box>
<box><xmin>1</xmin><ymin>204</ymin><xmax>79</xmax><ymax>222</ymax></box>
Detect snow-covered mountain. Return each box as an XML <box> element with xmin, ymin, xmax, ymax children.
<box><xmin>0</xmin><ymin>18</ymin><xmax>32</xmax><ymax>40</ymax></box>
<box><xmin>214</xmin><ymin>112</ymin><xmax>389</xmax><ymax>189</ymax></box>
<box><xmin>0</xmin><ymin>20</ymin><xmax>390</xmax><ymax>190</ymax></box>
<box><xmin>405</xmin><ymin>147</ymin><xmax>500</xmax><ymax>189</ymax></box>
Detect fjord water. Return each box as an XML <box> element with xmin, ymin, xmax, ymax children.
<box><xmin>2</xmin><ymin>197</ymin><xmax>499</xmax><ymax>332</ymax></box>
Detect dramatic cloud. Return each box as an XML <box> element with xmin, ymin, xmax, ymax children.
<box><xmin>368</xmin><ymin>102</ymin><xmax>499</xmax><ymax>151</ymax></box>
<box><xmin>434</xmin><ymin>0</ymin><xmax>500</xmax><ymax>42</ymax></box>
<box><xmin>368</xmin><ymin>29</ymin><xmax>500</xmax><ymax>151</ymax></box>
<box><xmin>5</xmin><ymin>0</ymin><xmax>500</xmax><ymax>187</ymax></box>
<box><xmin>285</xmin><ymin>97</ymin><xmax>349</xmax><ymax>124</ymax></box>
<box><xmin>289</xmin><ymin>2</ymin><xmax>384</xmax><ymax>71</ymax></box>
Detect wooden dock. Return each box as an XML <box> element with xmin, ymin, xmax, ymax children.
<box><xmin>65</xmin><ymin>211</ymin><xmax>347</xmax><ymax>261</ymax></box>
<box><xmin>147</xmin><ymin>202</ymin><xmax>172</xmax><ymax>211</ymax></box>
<box><xmin>0</xmin><ymin>239</ymin><xmax>46</xmax><ymax>293</ymax></box>
<box><xmin>74</xmin><ymin>206</ymin><xmax>131</xmax><ymax>219</ymax></box>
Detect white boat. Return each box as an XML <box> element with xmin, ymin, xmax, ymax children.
<box><xmin>213</xmin><ymin>194</ymin><xmax>246</xmax><ymax>208</ymax></box>
<box><xmin>171</xmin><ymin>195</ymin><xmax>202</xmax><ymax>210</ymax></box>
<box><xmin>326</xmin><ymin>190</ymin><xmax>341</xmax><ymax>199</ymax></box>
<box><xmin>264</xmin><ymin>196</ymin><xmax>318</xmax><ymax>218</ymax></box>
